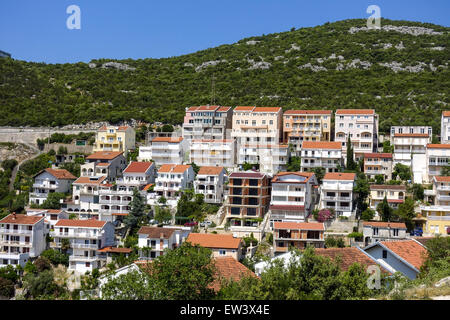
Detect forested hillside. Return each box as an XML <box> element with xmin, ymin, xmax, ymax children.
<box><xmin>0</xmin><ymin>19</ymin><xmax>448</xmax><ymax>134</ymax></box>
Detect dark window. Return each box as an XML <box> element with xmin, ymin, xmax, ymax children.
<box><xmin>249</xmin><ymin>179</ymin><xmax>259</xmax><ymax>186</ymax></box>
<box><xmin>246</xmin><ymin>208</ymin><xmax>257</xmax><ymax>216</ymax></box>
<box><xmin>248</xmin><ymin>189</ymin><xmax>258</xmax><ymax>196</ymax></box>
<box><xmin>382</xmin><ymin>250</ymin><xmax>387</xmax><ymax>259</ymax></box>
<box><xmin>248</xmin><ymin>198</ymin><xmax>259</xmax><ymax>206</ymax></box>
<box><xmin>230</xmin><ymin>207</ymin><xmax>240</xmax><ymax>215</ymax></box>
<box><xmin>232</xmin><ymin>197</ymin><xmax>242</xmax><ymax>205</ymax></box>
<box><xmin>233</xmin><ymin>179</ymin><xmax>242</xmax><ymax>186</ymax></box>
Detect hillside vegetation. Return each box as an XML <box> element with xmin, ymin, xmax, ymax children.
<box><xmin>0</xmin><ymin>19</ymin><xmax>448</xmax><ymax>134</ymax></box>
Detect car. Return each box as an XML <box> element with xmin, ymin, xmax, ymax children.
<box><xmin>184</xmin><ymin>221</ymin><xmax>198</xmax><ymax>227</ymax></box>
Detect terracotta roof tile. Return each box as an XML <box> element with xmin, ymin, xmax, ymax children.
<box><xmin>253</xmin><ymin>107</ymin><xmax>282</xmax><ymax>113</ymax></box>
<box><xmin>217</xmin><ymin>107</ymin><xmax>231</xmax><ymax>112</ymax></box>
<box><xmin>197</xmin><ymin>166</ymin><xmax>225</xmax><ymax>176</ymax></box>
<box><xmin>137</xmin><ymin>226</ymin><xmax>175</xmax><ymax>239</ymax></box>
<box><xmin>363</xmin><ymin>221</ymin><xmax>407</xmax><ymax>229</ymax></box>
<box><xmin>442</xmin><ymin>111</ymin><xmax>450</xmax><ymax>117</ymax></box>
<box><xmin>211</xmin><ymin>257</ymin><xmax>257</xmax><ymax>291</ymax></box>
<box><xmin>302</xmin><ymin>141</ymin><xmax>342</xmax><ymax>150</ymax></box>
<box><xmin>274</xmin><ymin>221</ymin><xmax>324</xmax><ymax>231</ymax></box>
<box><xmin>0</xmin><ymin>213</ymin><xmax>44</xmax><ymax>225</ymax></box>
<box><xmin>314</xmin><ymin>247</ymin><xmax>391</xmax><ymax>273</ymax></box>
<box><xmin>73</xmin><ymin>176</ymin><xmax>107</xmax><ymax>185</ymax></box>
<box><xmin>186</xmin><ymin>233</ymin><xmax>242</xmax><ymax>249</ymax></box>
<box><xmin>86</xmin><ymin>151</ymin><xmax>123</xmax><ymax>160</ymax></box>
<box><xmin>234</xmin><ymin>106</ymin><xmax>255</xmax><ymax>111</ymax></box>
<box><xmin>335</xmin><ymin>109</ymin><xmax>375</xmax><ymax>115</ymax></box>
<box><xmin>284</xmin><ymin>110</ymin><xmax>332</xmax><ymax>115</ymax></box>
<box><xmin>394</xmin><ymin>133</ymin><xmax>429</xmax><ymax>138</ymax></box>
<box><xmin>55</xmin><ymin>219</ymin><xmax>106</xmax><ymax>228</ymax></box>
<box><xmin>323</xmin><ymin>172</ymin><xmax>356</xmax><ymax>181</ymax></box>
<box><xmin>151</xmin><ymin>137</ymin><xmax>183</xmax><ymax>143</ymax></box>
<box><xmin>427</xmin><ymin>144</ymin><xmax>450</xmax><ymax>149</ymax></box>
<box><xmin>97</xmin><ymin>246</ymin><xmax>133</xmax><ymax>253</ymax></box>
<box><xmin>124</xmin><ymin>161</ymin><xmax>153</xmax><ymax>173</ymax></box>
<box><xmin>364</xmin><ymin>153</ymin><xmax>393</xmax><ymax>158</ymax></box>
<box><xmin>380</xmin><ymin>240</ymin><xmax>428</xmax><ymax>270</ymax></box>
<box><xmin>434</xmin><ymin>176</ymin><xmax>450</xmax><ymax>182</ymax></box>
<box><xmin>42</xmin><ymin>168</ymin><xmax>77</xmax><ymax>180</ymax></box>
<box><xmin>370</xmin><ymin>184</ymin><xmax>406</xmax><ymax>191</ymax></box>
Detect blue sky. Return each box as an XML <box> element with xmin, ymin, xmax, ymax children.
<box><xmin>0</xmin><ymin>0</ymin><xmax>448</xmax><ymax>64</ymax></box>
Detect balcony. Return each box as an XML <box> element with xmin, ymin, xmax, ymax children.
<box><xmin>427</xmin><ymin>215</ymin><xmax>450</xmax><ymax>221</ymax></box>
<box><xmin>69</xmin><ymin>255</ymin><xmax>103</xmax><ymax>262</ymax></box>
<box><xmin>71</xmin><ymin>243</ymin><xmax>100</xmax><ymax>249</ymax></box>
<box><xmin>0</xmin><ymin>240</ymin><xmax>32</xmax><ymax>246</ymax></box>
<box><xmin>0</xmin><ymin>228</ymin><xmax>32</xmax><ymax>235</ymax></box>
<box><xmin>50</xmin><ymin>231</ymin><xmax>101</xmax><ymax>239</ymax></box>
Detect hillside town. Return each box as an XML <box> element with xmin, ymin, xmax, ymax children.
<box><xmin>0</xmin><ymin>107</ymin><xmax>449</xmax><ymax>300</ymax></box>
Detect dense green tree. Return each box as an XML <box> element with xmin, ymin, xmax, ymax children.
<box><xmin>410</xmin><ymin>183</ymin><xmax>424</xmax><ymax>201</ymax></box>
<box><xmin>41</xmin><ymin>249</ymin><xmax>69</xmax><ymax>267</ymax></box>
<box><xmin>346</xmin><ymin>136</ymin><xmax>356</xmax><ymax>171</ymax></box>
<box><xmin>393</xmin><ymin>163</ymin><xmax>412</xmax><ymax>182</ymax></box>
<box><xmin>377</xmin><ymin>196</ymin><xmax>394</xmax><ymax>222</ymax></box>
<box><xmin>395</xmin><ymin>197</ymin><xmax>417</xmax><ymax>231</ymax></box>
<box><xmin>124</xmin><ymin>188</ymin><xmax>146</xmax><ymax>232</ymax></box>
<box><xmin>40</xmin><ymin>192</ymin><xmax>66</xmax><ymax>209</ymax></box>
<box><xmin>312</xmin><ymin>167</ymin><xmax>326</xmax><ymax>184</ymax></box>
<box><xmin>361</xmin><ymin>208</ymin><xmax>375</xmax><ymax>221</ymax></box>
<box><xmin>287</xmin><ymin>156</ymin><xmax>301</xmax><ymax>172</ymax></box>
<box><xmin>154</xmin><ymin>205</ymin><xmax>172</xmax><ymax>224</ymax></box>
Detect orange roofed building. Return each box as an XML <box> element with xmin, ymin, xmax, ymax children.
<box><xmin>320</xmin><ymin>172</ymin><xmax>356</xmax><ymax>217</ymax></box>
<box><xmin>186</xmin><ymin>233</ymin><xmax>243</xmax><ymax>261</ymax></box>
<box><xmin>30</xmin><ymin>168</ymin><xmax>77</xmax><ymax>206</ymax></box>
<box><xmin>138</xmin><ymin>136</ymin><xmax>187</xmax><ymax>166</ymax></box>
<box><xmin>300</xmin><ymin>141</ymin><xmax>343</xmax><ymax>173</ymax></box>
<box><xmin>182</xmin><ymin>106</ymin><xmax>233</xmax><ymax>142</ymax></box>
<box><xmin>273</xmin><ymin>221</ymin><xmax>325</xmax><ymax>253</ymax></box>
<box><xmin>154</xmin><ymin>164</ymin><xmax>195</xmax><ymax>199</ymax></box>
<box><xmin>194</xmin><ymin>166</ymin><xmax>227</xmax><ymax>204</ymax></box>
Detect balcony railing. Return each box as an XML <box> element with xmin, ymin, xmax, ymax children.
<box><xmin>69</xmin><ymin>255</ymin><xmax>103</xmax><ymax>262</ymax></box>
<box><xmin>50</xmin><ymin>231</ymin><xmax>101</xmax><ymax>239</ymax></box>
<box><xmin>0</xmin><ymin>228</ymin><xmax>32</xmax><ymax>235</ymax></box>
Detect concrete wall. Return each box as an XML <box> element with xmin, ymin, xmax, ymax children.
<box><xmin>44</xmin><ymin>143</ymin><xmax>93</xmax><ymax>155</ymax></box>
<box><xmin>0</xmin><ymin>128</ymin><xmax>95</xmax><ymax>146</ymax></box>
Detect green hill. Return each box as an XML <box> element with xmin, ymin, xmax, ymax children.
<box><xmin>0</xmin><ymin>18</ymin><xmax>448</xmax><ymax>134</ymax></box>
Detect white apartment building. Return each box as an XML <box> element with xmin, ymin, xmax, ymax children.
<box><xmin>154</xmin><ymin>164</ymin><xmax>195</xmax><ymax>199</ymax></box>
<box><xmin>428</xmin><ymin>176</ymin><xmax>450</xmax><ymax>206</ymax></box>
<box><xmin>270</xmin><ymin>172</ymin><xmax>318</xmax><ymax>226</ymax></box>
<box><xmin>300</xmin><ymin>141</ymin><xmax>343</xmax><ymax>173</ymax></box>
<box><xmin>426</xmin><ymin>144</ymin><xmax>450</xmax><ymax>183</ymax></box>
<box><xmin>390</xmin><ymin>126</ymin><xmax>432</xmax><ymax>138</ymax></box>
<box><xmin>182</xmin><ymin>105</ymin><xmax>233</xmax><ymax>141</ymax></box>
<box><xmin>189</xmin><ymin>139</ymin><xmax>236</xmax><ymax>168</ymax></box>
<box><xmin>392</xmin><ymin>133</ymin><xmax>431</xmax><ymax>183</ymax></box>
<box><xmin>320</xmin><ymin>172</ymin><xmax>356</xmax><ymax>217</ymax></box>
<box><xmin>138</xmin><ymin>137</ymin><xmax>187</xmax><ymax>165</ymax></box>
<box><xmin>66</xmin><ymin>176</ymin><xmax>108</xmax><ymax>220</ymax></box>
<box><xmin>231</xmin><ymin>106</ymin><xmax>284</xmax><ymax>174</ymax></box>
<box><xmin>51</xmin><ymin>219</ymin><xmax>115</xmax><ymax>273</ymax></box>
<box><xmin>194</xmin><ymin>166</ymin><xmax>227</xmax><ymax>204</ymax></box>
<box><xmin>81</xmin><ymin>151</ymin><xmax>127</xmax><ymax>180</ymax></box>
<box><xmin>26</xmin><ymin>208</ymin><xmax>69</xmax><ymax>228</ymax></box>
<box><xmin>0</xmin><ymin>213</ymin><xmax>46</xmax><ymax>267</ymax></box>
<box><xmin>442</xmin><ymin>111</ymin><xmax>450</xmax><ymax>144</ymax></box>
<box><xmin>121</xmin><ymin>161</ymin><xmax>156</xmax><ymax>186</ymax></box>
<box><xmin>334</xmin><ymin>109</ymin><xmax>378</xmax><ymax>161</ymax></box>
<box><xmin>97</xmin><ymin>183</ymin><xmax>135</xmax><ymax>222</ymax></box>
<box><xmin>29</xmin><ymin>168</ymin><xmax>76</xmax><ymax>205</ymax></box>
<box><xmin>363</xmin><ymin>153</ymin><xmax>393</xmax><ymax>180</ymax></box>
<box><xmin>137</xmin><ymin>226</ymin><xmax>180</xmax><ymax>260</ymax></box>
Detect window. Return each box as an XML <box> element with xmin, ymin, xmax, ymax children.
<box><xmin>219</xmin><ymin>249</ymin><xmax>226</xmax><ymax>256</ymax></box>
<box><xmin>373</xmin><ymin>228</ymin><xmax>379</xmax><ymax>235</ymax></box>
<box><xmin>393</xmin><ymin>229</ymin><xmax>399</xmax><ymax>236</ymax></box>
<box><xmin>269</xmin><ymin>120</ymin><xmax>273</xmax><ymax>125</ymax></box>
<box><xmin>382</xmin><ymin>250</ymin><xmax>387</xmax><ymax>259</ymax></box>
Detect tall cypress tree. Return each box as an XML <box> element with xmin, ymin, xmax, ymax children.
<box><xmin>124</xmin><ymin>188</ymin><xmax>146</xmax><ymax>231</ymax></box>
<box><xmin>346</xmin><ymin>136</ymin><xmax>356</xmax><ymax>170</ymax></box>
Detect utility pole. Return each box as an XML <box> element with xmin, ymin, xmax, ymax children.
<box><xmin>210</xmin><ymin>74</ymin><xmax>216</xmax><ymax>105</ymax></box>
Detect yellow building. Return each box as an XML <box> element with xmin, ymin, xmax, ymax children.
<box><xmin>418</xmin><ymin>205</ymin><xmax>450</xmax><ymax>236</ymax></box>
<box><xmin>93</xmin><ymin>126</ymin><xmax>136</xmax><ymax>156</ymax></box>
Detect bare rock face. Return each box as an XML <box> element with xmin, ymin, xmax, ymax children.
<box><xmin>101</xmin><ymin>62</ymin><xmax>136</xmax><ymax>71</ymax></box>
<box><xmin>195</xmin><ymin>60</ymin><xmax>227</xmax><ymax>72</ymax></box>
<box><xmin>349</xmin><ymin>25</ymin><xmax>444</xmax><ymax>36</ymax></box>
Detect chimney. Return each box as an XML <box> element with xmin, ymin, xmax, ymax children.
<box><xmin>160</xmin><ymin>233</ymin><xmax>164</xmax><ymax>239</ymax></box>
<box><xmin>12</xmin><ymin>212</ymin><xmax>16</xmax><ymax>220</ymax></box>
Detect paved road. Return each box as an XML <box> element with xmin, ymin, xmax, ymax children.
<box><xmin>8</xmin><ymin>143</ymin><xmax>42</xmax><ymax>191</ymax></box>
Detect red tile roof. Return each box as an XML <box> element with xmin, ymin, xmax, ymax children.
<box><xmin>323</xmin><ymin>172</ymin><xmax>356</xmax><ymax>181</ymax></box>
<box><xmin>186</xmin><ymin>233</ymin><xmax>242</xmax><ymax>249</ymax></box>
<box><xmin>234</xmin><ymin>106</ymin><xmax>255</xmax><ymax>111</ymax></box>
<box><xmin>434</xmin><ymin>176</ymin><xmax>450</xmax><ymax>182</ymax></box>
<box><xmin>73</xmin><ymin>176</ymin><xmax>107</xmax><ymax>185</ymax></box>
<box><xmin>211</xmin><ymin>257</ymin><xmax>257</xmax><ymax>291</ymax></box>
<box><xmin>96</xmin><ymin>162</ymin><xmax>110</xmax><ymax>167</ymax></box>
<box><xmin>41</xmin><ymin>168</ymin><xmax>77</xmax><ymax>180</ymax></box>
<box><xmin>427</xmin><ymin>144</ymin><xmax>450</xmax><ymax>149</ymax></box>
<box><xmin>151</xmin><ymin>137</ymin><xmax>183</xmax><ymax>143</ymax></box>
<box><xmin>97</xmin><ymin>247</ymin><xmax>133</xmax><ymax>253</ymax></box>
<box><xmin>0</xmin><ymin>213</ymin><xmax>44</xmax><ymax>225</ymax></box>
<box><xmin>143</xmin><ymin>183</ymin><xmax>154</xmax><ymax>191</ymax></box>
<box><xmin>380</xmin><ymin>240</ymin><xmax>428</xmax><ymax>270</ymax></box>
<box><xmin>364</xmin><ymin>153</ymin><xmax>393</xmax><ymax>159</ymax></box>
<box><xmin>370</xmin><ymin>184</ymin><xmax>406</xmax><ymax>191</ymax></box>
<box><xmin>284</xmin><ymin>110</ymin><xmax>332</xmax><ymax>115</ymax></box>
<box><xmin>363</xmin><ymin>221</ymin><xmax>407</xmax><ymax>229</ymax></box>
<box><xmin>55</xmin><ymin>219</ymin><xmax>106</xmax><ymax>228</ymax></box>
<box><xmin>335</xmin><ymin>109</ymin><xmax>375</xmax><ymax>115</ymax></box>
<box><xmin>86</xmin><ymin>151</ymin><xmax>123</xmax><ymax>160</ymax></box>
<box><xmin>270</xmin><ymin>205</ymin><xmax>305</xmax><ymax>212</ymax></box>
<box><xmin>394</xmin><ymin>133</ymin><xmax>429</xmax><ymax>138</ymax></box>
<box><xmin>274</xmin><ymin>221</ymin><xmax>324</xmax><ymax>231</ymax></box>
<box><xmin>157</xmin><ymin>164</ymin><xmax>191</xmax><ymax>174</ymax></box>
<box><xmin>302</xmin><ymin>141</ymin><xmax>342</xmax><ymax>150</ymax></box>
<box><xmin>217</xmin><ymin>107</ymin><xmax>231</xmax><ymax>112</ymax></box>
<box><xmin>314</xmin><ymin>247</ymin><xmax>391</xmax><ymax>274</ymax></box>
<box><xmin>442</xmin><ymin>111</ymin><xmax>450</xmax><ymax>117</ymax></box>
<box><xmin>124</xmin><ymin>161</ymin><xmax>153</xmax><ymax>173</ymax></box>
<box><xmin>197</xmin><ymin>166</ymin><xmax>225</xmax><ymax>176</ymax></box>
<box><xmin>137</xmin><ymin>226</ymin><xmax>176</xmax><ymax>239</ymax></box>
<box><xmin>253</xmin><ymin>107</ymin><xmax>282</xmax><ymax>113</ymax></box>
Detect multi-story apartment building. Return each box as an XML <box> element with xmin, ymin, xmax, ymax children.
<box><xmin>273</xmin><ymin>222</ymin><xmax>325</xmax><ymax>254</ymax></box>
<box><xmin>392</xmin><ymin>133</ymin><xmax>431</xmax><ymax>183</ymax></box>
<box><xmin>51</xmin><ymin>219</ymin><xmax>115</xmax><ymax>273</ymax></box>
<box><xmin>26</xmin><ymin>208</ymin><xmax>69</xmax><ymax>229</ymax></box>
<box><xmin>369</xmin><ymin>185</ymin><xmax>406</xmax><ymax>210</ymax></box>
<box><xmin>231</xmin><ymin>106</ymin><xmax>284</xmax><ymax>174</ymax></box>
<box><xmin>363</xmin><ymin>153</ymin><xmax>393</xmax><ymax>180</ymax></box>
<box><xmin>390</xmin><ymin>126</ymin><xmax>433</xmax><ymax>138</ymax></box>
<box><xmin>320</xmin><ymin>172</ymin><xmax>356</xmax><ymax>217</ymax></box>
<box><xmin>29</xmin><ymin>168</ymin><xmax>76</xmax><ymax>205</ymax></box>
<box><xmin>269</xmin><ymin>172</ymin><xmax>318</xmax><ymax>226</ymax></box>
<box><xmin>81</xmin><ymin>151</ymin><xmax>127</xmax><ymax>180</ymax></box>
<box><xmin>121</xmin><ymin>161</ymin><xmax>156</xmax><ymax>186</ymax></box>
<box><xmin>426</xmin><ymin>144</ymin><xmax>450</xmax><ymax>183</ymax></box>
<box><xmin>137</xmin><ymin>226</ymin><xmax>179</xmax><ymax>260</ymax></box>
<box><xmin>97</xmin><ymin>182</ymin><xmax>135</xmax><ymax>222</ymax></box>
<box><xmin>300</xmin><ymin>141</ymin><xmax>343</xmax><ymax>173</ymax></box>
<box><xmin>194</xmin><ymin>166</ymin><xmax>227</xmax><ymax>204</ymax></box>
<box><xmin>334</xmin><ymin>109</ymin><xmax>378</xmax><ymax>161</ymax></box>
<box><xmin>154</xmin><ymin>164</ymin><xmax>195</xmax><ymax>199</ymax></box>
<box><xmin>186</xmin><ymin>233</ymin><xmax>243</xmax><ymax>261</ymax></box>
<box><xmin>442</xmin><ymin>111</ymin><xmax>450</xmax><ymax>144</ymax></box>
<box><xmin>283</xmin><ymin>110</ymin><xmax>332</xmax><ymax>156</ymax></box>
<box><xmin>417</xmin><ymin>204</ymin><xmax>450</xmax><ymax>236</ymax></box>
<box><xmin>138</xmin><ymin>137</ymin><xmax>187</xmax><ymax>165</ymax></box>
<box><xmin>93</xmin><ymin>125</ymin><xmax>136</xmax><ymax>156</ymax></box>
<box><xmin>66</xmin><ymin>176</ymin><xmax>108</xmax><ymax>219</ymax></box>
<box><xmin>0</xmin><ymin>213</ymin><xmax>46</xmax><ymax>267</ymax></box>
<box><xmin>189</xmin><ymin>139</ymin><xmax>236</xmax><ymax>168</ymax></box>
<box><xmin>225</xmin><ymin>172</ymin><xmax>271</xmax><ymax>231</ymax></box>
<box><xmin>429</xmin><ymin>176</ymin><xmax>450</xmax><ymax>206</ymax></box>
<box><xmin>362</xmin><ymin>222</ymin><xmax>408</xmax><ymax>246</ymax></box>
<box><xmin>182</xmin><ymin>106</ymin><xmax>233</xmax><ymax>141</ymax></box>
